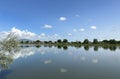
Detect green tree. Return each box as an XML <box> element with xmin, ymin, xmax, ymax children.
<box><xmin>25</xmin><ymin>41</ymin><xmax>29</xmax><ymax>44</ymax></box>
<box><xmin>83</xmin><ymin>39</ymin><xmax>89</xmax><ymax>44</ymax></box>
<box><xmin>20</xmin><ymin>41</ymin><xmax>24</xmax><ymax>44</ymax></box>
<box><xmin>36</xmin><ymin>40</ymin><xmax>40</xmax><ymax>43</ymax></box>
<box><xmin>57</xmin><ymin>39</ymin><xmax>62</xmax><ymax>43</ymax></box>
<box><xmin>48</xmin><ymin>41</ymin><xmax>52</xmax><ymax>44</ymax></box>
<box><xmin>93</xmin><ymin>39</ymin><xmax>98</xmax><ymax>44</ymax></box>
<box><xmin>109</xmin><ymin>39</ymin><xmax>116</xmax><ymax>44</ymax></box>
<box><xmin>63</xmin><ymin>39</ymin><xmax>68</xmax><ymax>43</ymax></box>
<box><xmin>102</xmin><ymin>40</ymin><xmax>109</xmax><ymax>44</ymax></box>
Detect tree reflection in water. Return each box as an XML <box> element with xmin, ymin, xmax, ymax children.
<box><xmin>84</xmin><ymin>45</ymin><xmax>90</xmax><ymax>51</ymax></box>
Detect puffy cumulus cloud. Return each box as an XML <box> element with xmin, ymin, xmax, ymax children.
<box><xmin>79</xmin><ymin>28</ymin><xmax>85</xmax><ymax>31</ymax></box>
<box><xmin>59</xmin><ymin>17</ymin><xmax>67</xmax><ymax>21</ymax></box>
<box><xmin>0</xmin><ymin>27</ymin><xmax>36</xmax><ymax>40</ymax></box>
<box><xmin>0</xmin><ymin>27</ymin><xmax>62</xmax><ymax>41</ymax></box>
<box><xmin>11</xmin><ymin>27</ymin><xmax>36</xmax><ymax>39</ymax></box>
<box><xmin>90</xmin><ymin>26</ymin><xmax>97</xmax><ymax>30</ymax></box>
<box><xmin>43</xmin><ymin>24</ymin><xmax>53</xmax><ymax>29</ymax></box>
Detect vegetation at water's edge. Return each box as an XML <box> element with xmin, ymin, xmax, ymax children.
<box><xmin>19</xmin><ymin>38</ymin><xmax>120</xmax><ymax>51</ymax></box>
<box><xmin>20</xmin><ymin>38</ymin><xmax>120</xmax><ymax>45</ymax></box>
<box><xmin>0</xmin><ymin>33</ymin><xmax>20</xmax><ymax>70</ymax></box>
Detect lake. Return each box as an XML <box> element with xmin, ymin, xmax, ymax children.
<box><xmin>0</xmin><ymin>45</ymin><xmax>120</xmax><ymax>79</ymax></box>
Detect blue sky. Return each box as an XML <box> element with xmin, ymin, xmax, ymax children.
<box><xmin>0</xmin><ymin>0</ymin><xmax>120</xmax><ymax>41</ymax></box>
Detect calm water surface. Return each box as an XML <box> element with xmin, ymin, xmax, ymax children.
<box><xmin>1</xmin><ymin>46</ymin><xmax>120</xmax><ymax>79</ymax></box>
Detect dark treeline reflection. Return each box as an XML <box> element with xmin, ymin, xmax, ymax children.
<box><xmin>84</xmin><ymin>45</ymin><xmax>90</xmax><ymax>51</ymax></box>
<box><xmin>32</xmin><ymin>45</ymin><xmax>119</xmax><ymax>51</ymax></box>
<box><xmin>56</xmin><ymin>45</ymin><xmax>68</xmax><ymax>50</ymax></box>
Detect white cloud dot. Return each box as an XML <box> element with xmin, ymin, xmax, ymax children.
<box><xmin>90</xmin><ymin>26</ymin><xmax>97</xmax><ymax>30</ymax></box>
<box><xmin>40</xmin><ymin>33</ymin><xmax>46</xmax><ymax>37</ymax></box>
<box><xmin>44</xmin><ymin>24</ymin><xmax>53</xmax><ymax>29</ymax></box>
<box><xmin>73</xmin><ymin>29</ymin><xmax>77</xmax><ymax>32</ymax></box>
<box><xmin>54</xmin><ymin>34</ymin><xmax>58</xmax><ymax>37</ymax></box>
<box><xmin>79</xmin><ymin>28</ymin><xmax>85</xmax><ymax>31</ymax></box>
<box><xmin>59</xmin><ymin>17</ymin><xmax>67</xmax><ymax>21</ymax></box>
<box><xmin>68</xmin><ymin>33</ymin><xmax>72</xmax><ymax>36</ymax></box>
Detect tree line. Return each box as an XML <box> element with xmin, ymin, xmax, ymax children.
<box><xmin>20</xmin><ymin>39</ymin><xmax>120</xmax><ymax>45</ymax></box>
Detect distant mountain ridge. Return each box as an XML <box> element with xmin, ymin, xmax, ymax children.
<box><xmin>19</xmin><ymin>39</ymin><xmax>33</xmax><ymax>42</ymax></box>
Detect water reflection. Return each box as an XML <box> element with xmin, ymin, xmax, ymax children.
<box><xmin>56</xmin><ymin>45</ymin><xmax>68</xmax><ymax>50</ymax></box>
<box><xmin>101</xmin><ymin>45</ymin><xmax>117</xmax><ymax>51</ymax></box>
<box><xmin>92</xmin><ymin>59</ymin><xmax>98</xmax><ymax>64</ymax></box>
<box><xmin>94</xmin><ymin>46</ymin><xmax>98</xmax><ymax>51</ymax></box>
<box><xmin>0</xmin><ymin>45</ymin><xmax>120</xmax><ymax>72</ymax></box>
<box><xmin>60</xmin><ymin>45</ymin><xmax>119</xmax><ymax>51</ymax></box>
<box><xmin>44</xmin><ymin>60</ymin><xmax>52</xmax><ymax>64</ymax></box>
<box><xmin>84</xmin><ymin>45</ymin><xmax>90</xmax><ymax>51</ymax></box>
<box><xmin>0</xmin><ymin>45</ymin><xmax>120</xmax><ymax>79</ymax></box>
<box><xmin>36</xmin><ymin>45</ymin><xmax>41</xmax><ymax>48</ymax></box>
<box><xmin>81</xmin><ymin>57</ymin><xmax>86</xmax><ymax>61</ymax></box>
<box><xmin>60</xmin><ymin>68</ymin><xmax>68</xmax><ymax>73</ymax></box>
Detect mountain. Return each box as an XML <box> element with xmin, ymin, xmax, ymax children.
<box><xmin>19</xmin><ymin>39</ymin><xmax>33</xmax><ymax>42</ymax></box>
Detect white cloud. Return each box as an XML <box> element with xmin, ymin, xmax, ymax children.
<box><xmin>11</xmin><ymin>27</ymin><xmax>36</xmax><ymax>39</ymax></box>
<box><xmin>44</xmin><ymin>24</ymin><xmax>53</xmax><ymax>29</ymax></box>
<box><xmin>0</xmin><ymin>27</ymin><xmax>37</xmax><ymax>40</ymax></box>
<box><xmin>90</xmin><ymin>26</ymin><xmax>97</xmax><ymax>30</ymax></box>
<box><xmin>54</xmin><ymin>34</ymin><xmax>58</xmax><ymax>37</ymax></box>
<box><xmin>73</xmin><ymin>29</ymin><xmax>77</xmax><ymax>32</ymax></box>
<box><xmin>79</xmin><ymin>28</ymin><xmax>85</xmax><ymax>31</ymax></box>
<box><xmin>68</xmin><ymin>33</ymin><xmax>72</xmax><ymax>36</ymax></box>
<box><xmin>40</xmin><ymin>33</ymin><xmax>46</xmax><ymax>37</ymax></box>
<box><xmin>59</xmin><ymin>17</ymin><xmax>67</xmax><ymax>21</ymax></box>
<box><xmin>0</xmin><ymin>27</ymin><xmax>63</xmax><ymax>41</ymax></box>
